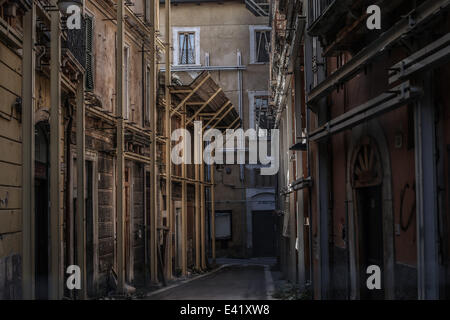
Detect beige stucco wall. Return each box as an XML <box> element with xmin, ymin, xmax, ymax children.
<box><xmin>160</xmin><ymin>1</ymin><xmax>270</xmax><ymax>130</ymax></box>
<box><xmin>160</xmin><ymin>1</ymin><xmax>272</xmax><ymax>257</ymax></box>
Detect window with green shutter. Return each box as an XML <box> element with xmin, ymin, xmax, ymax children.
<box><xmin>85</xmin><ymin>15</ymin><xmax>94</xmax><ymax>91</ymax></box>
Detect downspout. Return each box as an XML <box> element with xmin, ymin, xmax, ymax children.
<box><xmin>237</xmin><ymin>49</ymin><xmax>246</xmax><ymax>256</ymax></box>
<box><xmin>237</xmin><ymin>50</ymin><xmax>244</xmax><ymax>182</ymax></box>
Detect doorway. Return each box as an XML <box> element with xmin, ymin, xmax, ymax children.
<box><xmin>34</xmin><ymin>122</ymin><xmax>49</xmax><ymax>300</ymax></box>
<box><xmin>85</xmin><ymin>160</ymin><xmax>95</xmax><ymax>296</ymax></box>
<box><xmin>357</xmin><ymin>186</ymin><xmax>384</xmax><ymax>299</ymax></box>
<box><xmin>252</xmin><ymin>211</ymin><xmax>276</xmax><ymax>257</ymax></box>
<box><xmin>124</xmin><ymin>167</ymin><xmax>132</xmax><ymax>283</ymax></box>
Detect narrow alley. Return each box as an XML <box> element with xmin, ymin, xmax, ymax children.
<box><xmin>1</xmin><ymin>0</ymin><xmax>450</xmax><ymax>303</ymax></box>
<box><xmin>146</xmin><ymin>260</ymin><xmax>275</xmax><ymax>300</ymax></box>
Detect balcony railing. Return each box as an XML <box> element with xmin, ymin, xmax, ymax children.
<box><xmin>245</xmin><ymin>0</ymin><xmax>270</xmax><ymax>17</ymax></box>
<box><xmin>308</xmin><ymin>0</ymin><xmax>335</xmax><ymax>26</ymax></box>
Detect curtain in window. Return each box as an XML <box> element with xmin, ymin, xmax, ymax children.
<box><xmin>179</xmin><ymin>32</ymin><xmax>195</xmax><ymax>64</ymax></box>
<box><xmin>256</xmin><ymin>31</ymin><xmax>270</xmax><ymax>63</ymax></box>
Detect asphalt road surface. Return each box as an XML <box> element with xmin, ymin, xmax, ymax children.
<box><xmin>147</xmin><ymin>264</ymin><xmax>269</xmax><ymax>300</ymax></box>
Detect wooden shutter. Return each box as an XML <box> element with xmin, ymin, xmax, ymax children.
<box><xmin>85</xmin><ymin>16</ymin><xmax>94</xmax><ymax>91</ymax></box>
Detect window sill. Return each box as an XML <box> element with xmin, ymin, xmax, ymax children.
<box><xmin>172</xmin><ymin>64</ymin><xmax>202</xmax><ymax>67</ymax></box>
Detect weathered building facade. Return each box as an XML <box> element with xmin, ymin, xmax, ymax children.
<box><xmin>270</xmin><ymin>0</ymin><xmax>450</xmax><ymax>299</ymax></box>
<box><xmin>160</xmin><ymin>0</ymin><xmax>276</xmax><ymax>259</ymax></box>
<box><xmin>0</xmin><ymin>0</ymin><xmax>240</xmax><ymax>300</ymax></box>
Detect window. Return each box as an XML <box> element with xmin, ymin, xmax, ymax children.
<box><xmin>172</xmin><ymin>27</ymin><xmax>200</xmax><ymax>66</ymax></box>
<box><xmin>85</xmin><ymin>15</ymin><xmax>94</xmax><ymax>90</ymax></box>
<box><xmin>254</xmin><ymin>96</ymin><xmax>271</xmax><ymax>135</ymax></box>
<box><xmin>215</xmin><ymin>211</ymin><xmax>232</xmax><ymax>240</ymax></box>
<box><xmin>255</xmin><ymin>31</ymin><xmax>270</xmax><ymax>63</ymax></box>
<box><xmin>124</xmin><ymin>45</ymin><xmax>130</xmax><ymax>119</ymax></box>
<box><xmin>250</xmin><ymin>26</ymin><xmax>271</xmax><ymax>64</ymax></box>
<box><xmin>249</xmin><ymin>91</ymin><xmax>272</xmax><ymax>137</ymax></box>
<box><xmin>179</xmin><ymin>32</ymin><xmax>195</xmax><ymax>65</ymax></box>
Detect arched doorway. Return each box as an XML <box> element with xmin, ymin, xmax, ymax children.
<box><xmin>34</xmin><ymin>121</ymin><xmax>49</xmax><ymax>299</ymax></box>
<box><xmin>350</xmin><ymin>136</ymin><xmax>384</xmax><ymax>299</ymax></box>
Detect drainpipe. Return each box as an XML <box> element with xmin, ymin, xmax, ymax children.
<box><xmin>237</xmin><ymin>49</ymin><xmax>246</xmax><ymax>256</ymax></box>
<box><xmin>237</xmin><ymin>51</ymin><xmax>244</xmax><ymax>182</ymax></box>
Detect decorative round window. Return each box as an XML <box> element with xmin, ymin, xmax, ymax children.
<box><xmin>350</xmin><ymin>136</ymin><xmax>383</xmax><ymax>189</ymax></box>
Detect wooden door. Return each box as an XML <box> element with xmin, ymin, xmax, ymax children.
<box><xmin>358</xmin><ymin>186</ymin><xmax>384</xmax><ymax>300</ymax></box>
<box><xmin>125</xmin><ymin>167</ymin><xmax>131</xmax><ymax>282</ymax></box>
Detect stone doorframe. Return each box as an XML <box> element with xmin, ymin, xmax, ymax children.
<box><xmin>345</xmin><ymin>119</ymin><xmax>395</xmax><ymax>300</ymax></box>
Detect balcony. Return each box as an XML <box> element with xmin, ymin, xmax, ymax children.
<box><xmin>307</xmin><ymin>0</ymin><xmax>354</xmax><ymax>37</ymax></box>
<box><xmin>245</xmin><ymin>0</ymin><xmax>270</xmax><ymax>17</ymax></box>
<box><xmin>308</xmin><ymin>0</ymin><xmax>408</xmax><ymax>55</ymax></box>
<box><xmin>308</xmin><ymin>0</ymin><xmax>335</xmax><ymax>25</ymax></box>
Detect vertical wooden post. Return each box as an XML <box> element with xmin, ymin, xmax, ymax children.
<box><xmin>76</xmin><ymin>75</ymin><xmax>87</xmax><ymax>299</ymax></box>
<box><xmin>164</xmin><ymin>0</ymin><xmax>172</xmax><ymax>280</ymax></box>
<box><xmin>200</xmin><ymin>127</ymin><xmax>206</xmax><ymax>269</ymax></box>
<box><xmin>116</xmin><ymin>0</ymin><xmax>126</xmax><ymax>293</ymax></box>
<box><xmin>50</xmin><ymin>1</ymin><xmax>62</xmax><ymax>300</ymax></box>
<box><xmin>22</xmin><ymin>3</ymin><xmax>36</xmax><ymax>300</ymax></box>
<box><xmin>149</xmin><ymin>0</ymin><xmax>158</xmax><ymax>284</ymax></box>
<box><xmin>181</xmin><ymin>103</ymin><xmax>187</xmax><ymax>275</ymax></box>
<box><xmin>211</xmin><ymin>165</ymin><xmax>216</xmax><ymax>261</ymax></box>
<box><xmin>194</xmin><ymin>119</ymin><xmax>201</xmax><ymax>270</ymax></box>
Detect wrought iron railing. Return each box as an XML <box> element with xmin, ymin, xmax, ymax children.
<box><xmin>245</xmin><ymin>0</ymin><xmax>269</xmax><ymax>17</ymax></box>
<box><xmin>308</xmin><ymin>0</ymin><xmax>335</xmax><ymax>26</ymax></box>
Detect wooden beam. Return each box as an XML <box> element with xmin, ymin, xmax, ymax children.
<box><xmin>227</xmin><ymin>117</ymin><xmax>240</xmax><ymax>129</ymax></box>
<box><xmin>200</xmin><ymin>136</ymin><xmax>206</xmax><ymax>269</ymax></box>
<box><xmin>171</xmin><ymin>74</ymin><xmax>211</xmax><ymax>116</ymax></box>
<box><xmin>204</xmin><ymin>105</ymin><xmax>234</xmax><ymax>131</ymax></box>
<box><xmin>181</xmin><ymin>103</ymin><xmax>187</xmax><ymax>276</ymax></box>
<box><xmin>202</xmin><ymin>101</ymin><xmax>231</xmax><ymax>130</ymax></box>
<box><xmin>211</xmin><ymin>166</ymin><xmax>215</xmax><ymax>261</ymax></box>
<box><xmin>170</xmin><ymin>89</ymin><xmax>193</xmax><ymax>93</ymax></box>
<box><xmin>195</xmin><ymin>156</ymin><xmax>201</xmax><ymax>270</ymax></box>
<box><xmin>186</xmin><ymin>88</ymin><xmax>222</xmax><ymax>125</ymax></box>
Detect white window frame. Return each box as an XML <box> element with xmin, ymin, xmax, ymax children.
<box><xmin>248</xmin><ymin>90</ymin><xmax>269</xmax><ymax>136</ymax></box>
<box><xmin>249</xmin><ymin>25</ymin><xmax>271</xmax><ymax>64</ymax></box>
<box><xmin>172</xmin><ymin>26</ymin><xmax>201</xmax><ymax>66</ymax></box>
